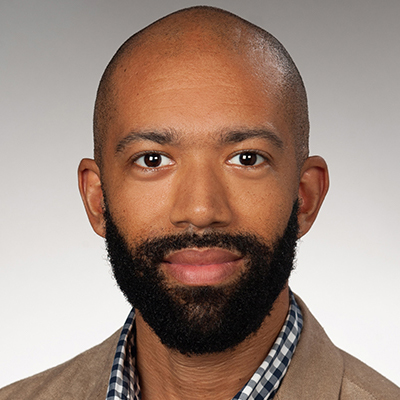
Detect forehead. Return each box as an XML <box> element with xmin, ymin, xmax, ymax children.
<box><xmin>106</xmin><ymin>40</ymin><xmax>290</xmax><ymax>148</ymax></box>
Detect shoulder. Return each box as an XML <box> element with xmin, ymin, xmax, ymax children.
<box><xmin>277</xmin><ymin>295</ymin><xmax>399</xmax><ymax>399</ymax></box>
<box><xmin>340</xmin><ymin>350</ymin><xmax>400</xmax><ymax>400</ymax></box>
<box><xmin>0</xmin><ymin>330</ymin><xmax>120</xmax><ymax>400</ymax></box>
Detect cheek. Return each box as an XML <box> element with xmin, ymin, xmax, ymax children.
<box><xmin>105</xmin><ymin>176</ymin><xmax>175</xmax><ymax>238</ymax></box>
<box><xmin>228</xmin><ymin>179</ymin><xmax>294</xmax><ymax>239</ymax></box>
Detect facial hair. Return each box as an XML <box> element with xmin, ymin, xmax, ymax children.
<box><xmin>104</xmin><ymin>200</ymin><xmax>299</xmax><ymax>355</ymax></box>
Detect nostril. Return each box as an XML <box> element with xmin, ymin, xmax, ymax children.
<box><xmin>169</xmin><ymin>191</ymin><xmax>233</xmax><ymax>229</ymax></box>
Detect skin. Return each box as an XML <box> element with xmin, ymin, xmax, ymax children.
<box><xmin>78</xmin><ymin>22</ymin><xmax>329</xmax><ymax>400</ymax></box>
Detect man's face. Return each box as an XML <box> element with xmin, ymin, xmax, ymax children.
<box><xmin>101</xmin><ymin>47</ymin><xmax>300</xmax><ymax>251</ymax></box>
<box><xmin>99</xmin><ymin>45</ymin><xmax>302</xmax><ymax>352</ymax></box>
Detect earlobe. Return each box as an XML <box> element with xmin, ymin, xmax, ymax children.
<box><xmin>78</xmin><ymin>158</ymin><xmax>106</xmax><ymax>238</ymax></box>
<box><xmin>297</xmin><ymin>156</ymin><xmax>329</xmax><ymax>238</ymax></box>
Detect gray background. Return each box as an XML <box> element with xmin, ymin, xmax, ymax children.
<box><xmin>1</xmin><ymin>0</ymin><xmax>399</xmax><ymax>387</ymax></box>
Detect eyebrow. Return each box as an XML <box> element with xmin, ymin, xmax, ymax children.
<box><xmin>218</xmin><ymin>129</ymin><xmax>284</xmax><ymax>150</ymax></box>
<box><xmin>115</xmin><ymin>130</ymin><xmax>179</xmax><ymax>154</ymax></box>
<box><xmin>115</xmin><ymin>127</ymin><xmax>284</xmax><ymax>154</ymax></box>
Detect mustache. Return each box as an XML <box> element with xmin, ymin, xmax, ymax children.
<box><xmin>114</xmin><ymin>229</ymin><xmax>271</xmax><ymax>264</ymax></box>
<box><xmin>103</xmin><ymin>197</ymin><xmax>300</xmax><ymax>269</ymax></box>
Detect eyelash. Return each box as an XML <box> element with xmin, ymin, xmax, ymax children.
<box><xmin>130</xmin><ymin>151</ymin><xmax>174</xmax><ymax>171</ymax></box>
<box><xmin>227</xmin><ymin>150</ymin><xmax>270</xmax><ymax>168</ymax></box>
<box><xmin>129</xmin><ymin>149</ymin><xmax>270</xmax><ymax>171</ymax></box>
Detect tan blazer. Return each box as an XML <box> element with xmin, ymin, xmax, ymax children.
<box><xmin>1</xmin><ymin>296</ymin><xmax>399</xmax><ymax>399</ymax></box>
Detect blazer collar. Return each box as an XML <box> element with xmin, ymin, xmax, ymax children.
<box><xmin>276</xmin><ymin>295</ymin><xmax>344</xmax><ymax>399</ymax></box>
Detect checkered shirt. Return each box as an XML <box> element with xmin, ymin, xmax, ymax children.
<box><xmin>106</xmin><ymin>291</ymin><xmax>303</xmax><ymax>400</ymax></box>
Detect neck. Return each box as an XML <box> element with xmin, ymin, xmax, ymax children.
<box><xmin>135</xmin><ymin>287</ymin><xmax>290</xmax><ymax>400</ymax></box>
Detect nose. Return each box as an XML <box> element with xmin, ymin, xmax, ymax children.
<box><xmin>169</xmin><ymin>162</ymin><xmax>233</xmax><ymax>231</ymax></box>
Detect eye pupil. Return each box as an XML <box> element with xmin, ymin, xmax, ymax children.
<box><xmin>144</xmin><ymin>154</ymin><xmax>162</xmax><ymax>167</ymax></box>
<box><xmin>240</xmin><ymin>153</ymin><xmax>257</xmax><ymax>165</ymax></box>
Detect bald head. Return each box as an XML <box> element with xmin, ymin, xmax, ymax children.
<box><xmin>93</xmin><ymin>6</ymin><xmax>309</xmax><ymax>170</ymax></box>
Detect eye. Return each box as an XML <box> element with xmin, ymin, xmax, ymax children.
<box><xmin>134</xmin><ymin>153</ymin><xmax>173</xmax><ymax>169</ymax></box>
<box><xmin>228</xmin><ymin>152</ymin><xmax>266</xmax><ymax>167</ymax></box>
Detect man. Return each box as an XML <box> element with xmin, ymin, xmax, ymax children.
<box><xmin>1</xmin><ymin>6</ymin><xmax>398</xmax><ymax>400</ymax></box>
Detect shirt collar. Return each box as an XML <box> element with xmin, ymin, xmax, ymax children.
<box><xmin>106</xmin><ymin>290</ymin><xmax>303</xmax><ymax>400</ymax></box>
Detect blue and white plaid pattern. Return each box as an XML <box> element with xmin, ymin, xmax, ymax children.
<box><xmin>106</xmin><ymin>291</ymin><xmax>302</xmax><ymax>400</ymax></box>
<box><xmin>233</xmin><ymin>292</ymin><xmax>303</xmax><ymax>399</ymax></box>
<box><xmin>106</xmin><ymin>310</ymin><xmax>140</xmax><ymax>399</ymax></box>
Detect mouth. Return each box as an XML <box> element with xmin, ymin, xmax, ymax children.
<box><xmin>161</xmin><ymin>248</ymin><xmax>244</xmax><ymax>286</ymax></box>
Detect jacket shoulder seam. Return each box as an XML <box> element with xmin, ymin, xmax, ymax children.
<box><xmin>342</xmin><ymin>375</ymin><xmax>378</xmax><ymax>400</ymax></box>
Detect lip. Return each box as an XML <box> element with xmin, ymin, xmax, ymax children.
<box><xmin>162</xmin><ymin>248</ymin><xmax>244</xmax><ymax>286</ymax></box>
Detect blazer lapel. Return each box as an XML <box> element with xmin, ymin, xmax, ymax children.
<box><xmin>275</xmin><ymin>295</ymin><xmax>344</xmax><ymax>399</ymax></box>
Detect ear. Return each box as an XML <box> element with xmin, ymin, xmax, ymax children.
<box><xmin>78</xmin><ymin>158</ymin><xmax>105</xmax><ymax>237</ymax></box>
<box><xmin>297</xmin><ymin>156</ymin><xmax>329</xmax><ymax>238</ymax></box>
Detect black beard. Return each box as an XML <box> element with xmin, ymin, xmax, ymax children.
<box><xmin>104</xmin><ymin>200</ymin><xmax>299</xmax><ymax>355</ymax></box>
